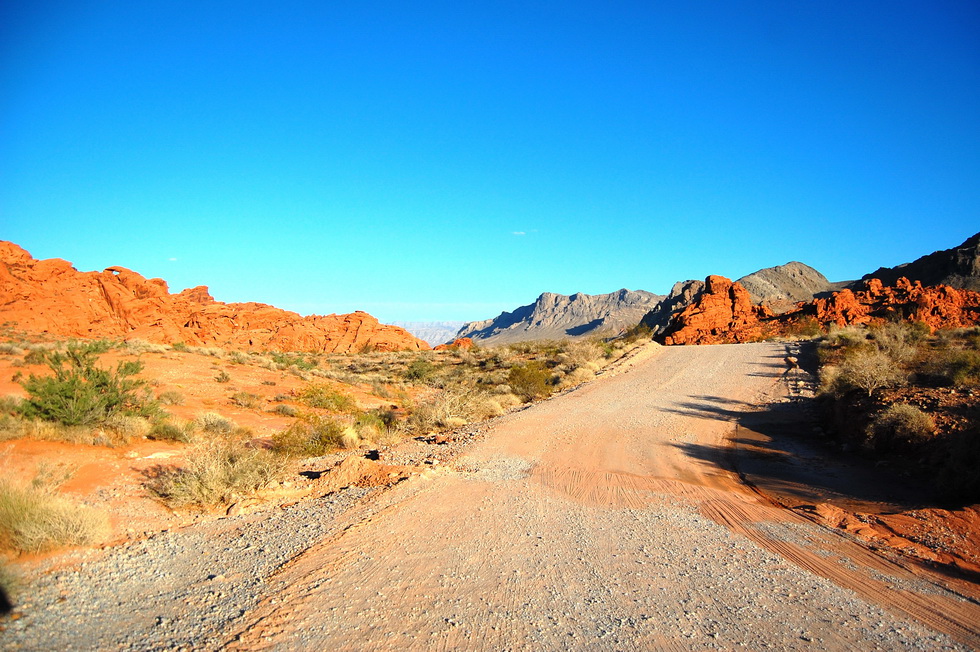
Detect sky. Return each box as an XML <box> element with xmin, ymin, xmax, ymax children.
<box><xmin>2</xmin><ymin>2</ymin><xmax>979</xmax><ymax>323</ymax></box>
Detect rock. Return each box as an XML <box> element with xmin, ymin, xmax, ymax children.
<box><xmin>0</xmin><ymin>241</ymin><xmax>430</xmax><ymax>353</ymax></box>
<box><xmin>457</xmin><ymin>288</ymin><xmax>664</xmax><ymax>345</ymax></box>
<box><xmin>858</xmin><ymin>231</ymin><xmax>980</xmax><ymax>292</ymax></box>
<box><xmin>657</xmin><ymin>276</ymin><xmax>774</xmax><ymax>345</ymax></box>
<box><xmin>433</xmin><ymin>337</ymin><xmax>474</xmax><ymax>351</ymax></box>
<box><xmin>736</xmin><ymin>262</ymin><xmax>832</xmax><ymax>312</ymax></box>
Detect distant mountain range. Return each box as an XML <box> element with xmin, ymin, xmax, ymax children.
<box><xmin>391</xmin><ymin>321</ymin><xmax>467</xmax><ymax>347</ymax></box>
<box><xmin>457</xmin><ymin>231</ymin><xmax>980</xmax><ymax>345</ymax></box>
<box><xmin>455</xmin><ymin>289</ymin><xmax>663</xmax><ymax>346</ymax></box>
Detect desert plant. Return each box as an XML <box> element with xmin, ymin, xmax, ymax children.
<box><xmin>272</xmin><ymin>414</ymin><xmax>349</xmax><ymax>457</ymax></box>
<box><xmin>215</xmin><ymin>370</ymin><xmax>231</xmax><ymax>383</ymax></box>
<box><xmin>271</xmin><ymin>404</ymin><xmax>298</xmax><ymax>417</ymax></box>
<box><xmin>230</xmin><ymin>391</ymin><xmax>262</xmax><ymax>409</ymax></box>
<box><xmin>147</xmin><ymin>438</ymin><xmax>288</xmax><ymax>508</ymax></box>
<box><xmin>299</xmin><ymin>384</ymin><xmax>357</xmax><ymax>412</ymax></box>
<box><xmin>507</xmin><ymin>362</ymin><xmax>555</xmax><ymax>402</ymax></box>
<box><xmin>0</xmin><ymin>471</ymin><xmax>109</xmax><ymax>553</ymax></box>
<box><xmin>823</xmin><ymin>350</ymin><xmax>906</xmax><ymax>397</ymax></box>
<box><xmin>404</xmin><ymin>358</ymin><xmax>436</xmax><ymax>383</ymax></box>
<box><xmin>925</xmin><ymin>349</ymin><xmax>980</xmax><ymax>386</ymax></box>
<box><xmin>102</xmin><ymin>415</ymin><xmax>152</xmax><ymax>443</ymax></box>
<box><xmin>866</xmin><ymin>404</ymin><xmax>936</xmax><ymax>449</ymax></box>
<box><xmin>194</xmin><ymin>412</ymin><xmax>235</xmax><ymax>436</ymax></box>
<box><xmin>18</xmin><ymin>342</ymin><xmax>159</xmax><ymax>426</ymax></box>
<box><xmin>147</xmin><ymin>420</ymin><xmax>195</xmax><ymax>443</ymax></box>
<box><xmin>157</xmin><ymin>390</ymin><xmax>185</xmax><ymax>406</ymax></box>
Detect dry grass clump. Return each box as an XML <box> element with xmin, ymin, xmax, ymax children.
<box><xmin>507</xmin><ymin>362</ymin><xmax>556</xmax><ymax>402</ymax></box>
<box><xmin>866</xmin><ymin>404</ymin><xmax>935</xmax><ymax>449</ymax></box>
<box><xmin>405</xmin><ymin>387</ymin><xmax>504</xmax><ymax>434</ymax></box>
<box><xmin>272</xmin><ymin>414</ymin><xmax>355</xmax><ymax>457</ymax></box>
<box><xmin>147</xmin><ymin>438</ymin><xmax>288</xmax><ymax>508</ymax></box>
<box><xmin>147</xmin><ymin>419</ymin><xmax>195</xmax><ymax>443</ymax></box>
<box><xmin>822</xmin><ymin>350</ymin><xmax>907</xmax><ymax>398</ymax></box>
<box><xmin>0</xmin><ymin>468</ymin><xmax>109</xmax><ymax>553</ymax></box>
<box><xmin>157</xmin><ymin>390</ymin><xmax>185</xmax><ymax>405</ymax></box>
<box><xmin>194</xmin><ymin>412</ymin><xmax>235</xmax><ymax>436</ymax></box>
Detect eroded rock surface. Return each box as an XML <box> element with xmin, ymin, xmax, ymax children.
<box><xmin>0</xmin><ymin>241</ymin><xmax>429</xmax><ymax>353</ymax></box>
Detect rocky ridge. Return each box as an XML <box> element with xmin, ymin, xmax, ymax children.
<box><xmin>736</xmin><ymin>261</ymin><xmax>832</xmax><ymax>311</ymax></box>
<box><xmin>0</xmin><ymin>242</ymin><xmax>429</xmax><ymax>353</ymax></box>
<box><xmin>859</xmin><ymin>232</ymin><xmax>980</xmax><ymax>291</ymax></box>
<box><xmin>456</xmin><ymin>288</ymin><xmax>663</xmax><ymax>345</ymax></box>
<box><xmin>391</xmin><ymin>321</ymin><xmax>467</xmax><ymax>347</ymax></box>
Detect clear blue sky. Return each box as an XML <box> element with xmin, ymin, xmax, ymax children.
<box><xmin>2</xmin><ymin>2</ymin><xmax>978</xmax><ymax>322</ymax></box>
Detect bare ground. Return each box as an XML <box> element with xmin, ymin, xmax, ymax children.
<box><xmin>6</xmin><ymin>342</ymin><xmax>980</xmax><ymax>649</ymax></box>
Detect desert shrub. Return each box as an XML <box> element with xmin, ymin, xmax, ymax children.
<box><xmin>231</xmin><ymin>391</ymin><xmax>262</xmax><ymax>409</ymax></box>
<box><xmin>103</xmin><ymin>415</ymin><xmax>151</xmax><ymax>443</ymax></box>
<box><xmin>822</xmin><ymin>350</ymin><xmax>906</xmax><ymax>397</ymax></box>
<box><xmin>124</xmin><ymin>339</ymin><xmax>168</xmax><ymax>354</ymax></box>
<box><xmin>147</xmin><ymin>439</ymin><xmax>287</xmax><ymax>508</ymax></box>
<box><xmin>299</xmin><ymin>384</ymin><xmax>356</xmax><ymax>412</ymax></box>
<box><xmin>147</xmin><ymin>420</ymin><xmax>194</xmax><ymax>443</ymax></box>
<box><xmin>866</xmin><ymin>404</ymin><xmax>936</xmax><ymax>449</ymax></box>
<box><xmin>0</xmin><ymin>472</ymin><xmax>109</xmax><ymax>553</ymax></box>
<box><xmin>270</xmin><ymin>352</ymin><xmax>317</xmax><ymax>371</ymax></box>
<box><xmin>171</xmin><ymin>342</ymin><xmax>189</xmax><ymax>352</ymax></box>
<box><xmin>271</xmin><ymin>404</ymin><xmax>298</xmax><ymax>417</ymax></box>
<box><xmin>924</xmin><ymin>349</ymin><xmax>980</xmax><ymax>386</ymax></box>
<box><xmin>157</xmin><ymin>390</ymin><xmax>185</xmax><ymax>406</ymax></box>
<box><xmin>0</xmin><ymin>343</ymin><xmax>25</xmax><ymax>356</ymax></box>
<box><xmin>404</xmin><ymin>358</ymin><xmax>436</xmax><ymax>383</ymax></box>
<box><xmin>227</xmin><ymin>352</ymin><xmax>249</xmax><ymax>365</ymax></box>
<box><xmin>507</xmin><ymin>362</ymin><xmax>555</xmax><ymax>402</ymax></box>
<box><xmin>785</xmin><ymin>316</ymin><xmax>823</xmax><ymax>338</ymax></box>
<box><xmin>18</xmin><ymin>342</ymin><xmax>159</xmax><ymax>426</ymax></box>
<box><xmin>214</xmin><ymin>370</ymin><xmax>231</xmax><ymax>383</ymax></box>
<box><xmin>272</xmin><ymin>414</ymin><xmax>349</xmax><ymax>457</ymax></box>
<box><xmin>405</xmin><ymin>387</ymin><xmax>502</xmax><ymax>433</ymax></box>
<box><xmin>194</xmin><ymin>412</ymin><xmax>235</xmax><ymax>436</ymax></box>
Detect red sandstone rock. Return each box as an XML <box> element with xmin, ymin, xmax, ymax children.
<box><xmin>658</xmin><ymin>274</ymin><xmax>980</xmax><ymax>346</ymax></box>
<box><xmin>659</xmin><ymin>276</ymin><xmax>774</xmax><ymax>345</ymax></box>
<box><xmin>0</xmin><ymin>242</ymin><xmax>430</xmax><ymax>353</ymax></box>
<box><xmin>434</xmin><ymin>337</ymin><xmax>475</xmax><ymax>351</ymax></box>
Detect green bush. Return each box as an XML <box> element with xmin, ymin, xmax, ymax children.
<box><xmin>18</xmin><ymin>342</ymin><xmax>159</xmax><ymax>426</ymax></box>
<box><xmin>926</xmin><ymin>349</ymin><xmax>980</xmax><ymax>386</ymax></box>
<box><xmin>148</xmin><ymin>420</ymin><xmax>194</xmax><ymax>443</ymax></box>
<box><xmin>404</xmin><ymin>358</ymin><xmax>436</xmax><ymax>383</ymax></box>
<box><xmin>507</xmin><ymin>362</ymin><xmax>554</xmax><ymax>402</ymax></box>
<box><xmin>299</xmin><ymin>384</ymin><xmax>357</xmax><ymax>412</ymax></box>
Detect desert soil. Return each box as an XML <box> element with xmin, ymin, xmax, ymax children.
<box><xmin>5</xmin><ymin>342</ymin><xmax>980</xmax><ymax>650</ymax></box>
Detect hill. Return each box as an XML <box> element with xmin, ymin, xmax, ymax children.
<box><xmin>0</xmin><ymin>241</ymin><xmax>429</xmax><ymax>353</ymax></box>
<box><xmin>456</xmin><ymin>289</ymin><xmax>663</xmax><ymax>345</ymax></box>
<box><xmin>858</xmin><ymin>232</ymin><xmax>980</xmax><ymax>291</ymax></box>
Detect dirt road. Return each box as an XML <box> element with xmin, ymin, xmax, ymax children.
<box><xmin>7</xmin><ymin>342</ymin><xmax>980</xmax><ymax>650</ymax></box>
<box><xmin>226</xmin><ymin>343</ymin><xmax>980</xmax><ymax>650</ymax></box>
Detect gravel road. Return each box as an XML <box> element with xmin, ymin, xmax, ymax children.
<box><xmin>5</xmin><ymin>342</ymin><xmax>980</xmax><ymax>650</ymax></box>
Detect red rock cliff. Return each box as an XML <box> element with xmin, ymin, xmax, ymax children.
<box><xmin>0</xmin><ymin>242</ymin><xmax>430</xmax><ymax>353</ymax></box>
<box><xmin>659</xmin><ymin>276</ymin><xmax>774</xmax><ymax>345</ymax></box>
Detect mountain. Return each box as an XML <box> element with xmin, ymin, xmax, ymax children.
<box><xmin>391</xmin><ymin>321</ymin><xmax>467</xmax><ymax>347</ymax></box>
<box><xmin>0</xmin><ymin>242</ymin><xmax>429</xmax><ymax>353</ymax></box>
<box><xmin>858</xmin><ymin>232</ymin><xmax>980</xmax><ymax>291</ymax></box>
<box><xmin>456</xmin><ymin>289</ymin><xmax>664</xmax><ymax>345</ymax></box>
<box><xmin>736</xmin><ymin>262</ymin><xmax>832</xmax><ymax>312</ymax></box>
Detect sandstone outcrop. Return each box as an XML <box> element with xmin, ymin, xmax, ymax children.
<box><xmin>433</xmin><ymin>337</ymin><xmax>475</xmax><ymax>351</ymax></box>
<box><xmin>655</xmin><ymin>274</ymin><xmax>980</xmax><ymax>346</ymax></box>
<box><xmin>657</xmin><ymin>276</ymin><xmax>774</xmax><ymax>345</ymax></box>
<box><xmin>457</xmin><ymin>288</ymin><xmax>664</xmax><ymax>345</ymax></box>
<box><xmin>0</xmin><ymin>242</ymin><xmax>429</xmax><ymax>353</ymax></box>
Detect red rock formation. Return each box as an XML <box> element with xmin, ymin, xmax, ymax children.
<box><xmin>0</xmin><ymin>242</ymin><xmax>430</xmax><ymax>353</ymax></box>
<box><xmin>813</xmin><ymin>277</ymin><xmax>980</xmax><ymax>332</ymax></box>
<box><xmin>433</xmin><ymin>337</ymin><xmax>475</xmax><ymax>351</ymax></box>
<box><xmin>657</xmin><ymin>274</ymin><xmax>980</xmax><ymax>346</ymax></box>
<box><xmin>659</xmin><ymin>276</ymin><xmax>774</xmax><ymax>345</ymax></box>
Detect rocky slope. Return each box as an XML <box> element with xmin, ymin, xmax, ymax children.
<box><xmin>656</xmin><ymin>275</ymin><xmax>980</xmax><ymax>346</ymax></box>
<box><xmin>736</xmin><ymin>261</ymin><xmax>832</xmax><ymax>311</ymax></box>
<box><xmin>456</xmin><ymin>289</ymin><xmax>663</xmax><ymax>345</ymax></box>
<box><xmin>859</xmin><ymin>231</ymin><xmax>980</xmax><ymax>291</ymax></box>
<box><xmin>0</xmin><ymin>242</ymin><xmax>429</xmax><ymax>353</ymax></box>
